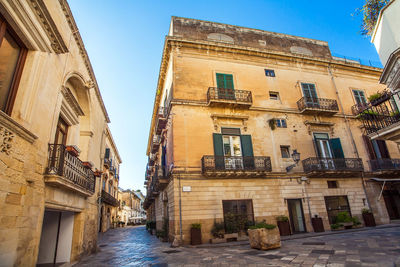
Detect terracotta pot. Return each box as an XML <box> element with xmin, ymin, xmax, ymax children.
<box><xmin>82</xmin><ymin>161</ymin><xmax>93</xmax><ymax>169</ymax></box>
<box><xmin>277</xmin><ymin>221</ymin><xmax>291</xmax><ymax>236</ymax></box>
<box><xmin>191</xmin><ymin>228</ymin><xmax>202</xmax><ymax>245</ymax></box>
<box><xmin>66</xmin><ymin>145</ymin><xmax>80</xmax><ymax>157</ymax></box>
<box><xmin>362</xmin><ymin>213</ymin><xmax>376</xmax><ymax>227</ymax></box>
<box><xmin>311</xmin><ymin>217</ymin><xmax>325</xmax><ymax>232</ymax></box>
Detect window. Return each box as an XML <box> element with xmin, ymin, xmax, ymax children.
<box><xmin>276</xmin><ymin>119</ymin><xmax>287</xmax><ymax>128</ymax></box>
<box><xmin>54</xmin><ymin>117</ymin><xmax>68</xmax><ymax>145</ymax></box>
<box><xmin>216</xmin><ymin>73</ymin><xmax>234</xmax><ymax>89</ymax></box>
<box><xmin>269</xmin><ymin>91</ymin><xmax>279</xmax><ymax>100</ymax></box>
<box><xmin>327</xmin><ymin>181</ymin><xmax>338</xmax><ymax>188</ymax></box>
<box><xmin>301</xmin><ymin>83</ymin><xmax>319</xmax><ymax>107</ymax></box>
<box><xmin>280</xmin><ymin>146</ymin><xmax>290</xmax><ymax>158</ymax></box>
<box><xmin>352</xmin><ymin>89</ymin><xmax>367</xmax><ymax>105</ymax></box>
<box><xmin>0</xmin><ymin>16</ymin><xmax>27</xmax><ymax>114</ymax></box>
<box><xmin>265</xmin><ymin>69</ymin><xmax>275</xmax><ymax>77</ymax></box>
<box><xmin>222</xmin><ymin>199</ymin><xmax>254</xmax><ymax>233</ymax></box>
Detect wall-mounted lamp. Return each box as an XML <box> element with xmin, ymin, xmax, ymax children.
<box><xmin>286</xmin><ymin>149</ymin><xmax>300</xmax><ymax>172</ymax></box>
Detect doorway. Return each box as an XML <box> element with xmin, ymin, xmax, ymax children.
<box><xmin>324</xmin><ymin>196</ymin><xmax>351</xmax><ymax>224</ymax></box>
<box><xmin>383</xmin><ymin>190</ymin><xmax>400</xmax><ymax>220</ymax></box>
<box><xmin>287</xmin><ymin>199</ymin><xmax>306</xmax><ymax>233</ymax></box>
<box><xmin>37</xmin><ymin>210</ymin><xmax>74</xmax><ymax>266</ymax></box>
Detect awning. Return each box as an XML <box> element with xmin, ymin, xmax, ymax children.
<box><xmin>369</xmin><ymin>178</ymin><xmax>400</xmax><ymax>200</ymax></box>
<box><xmin>370</xmin><ymin>178</ymin><xmax>400</xmax><ymax>182</ymax></box>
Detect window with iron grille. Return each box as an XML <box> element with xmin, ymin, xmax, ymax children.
<box><xmin>280</xmin><ymin>146</ymin><xmax>290</xmax><ymax>158</ymax></box>
<box><xmin>269</xmin><ymin>91</ymin><xmax>279</xmax><ymax>100</ymax></box>
<box><xmin>265</xmin><ymin>69</ymin><xmax>275</xmax><ymax>77</ymax></box>
<box><xmin>327</xmin><ymin>181</ymin><xmax>338</xmax><ymax>188</ymax></box>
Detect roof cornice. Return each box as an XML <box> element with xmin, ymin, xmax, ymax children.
<box><xmin>58</xmin><ymin>0</ymin><xmax>110</xmax><ymax>123</ymax></box>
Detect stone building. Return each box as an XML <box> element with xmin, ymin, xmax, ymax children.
<box><xmin>144</xmin><ymin>17</ymin><xmax>400</xmax><ymax>245</ymax></box>
<box><xmin>98</xmin><ymin>127</ymin><xmax>121</xmax><ymax>232</ymax></box>
<box><xmin>354</xmin><ymin>0</ymin><xmax>400</xmax><ymax>221</ymax></box>
<box><xmin>119</xmin><ymin>189</ymin><xmax>146</xmax><ymax>225</ymax></box>
<box><xmin>0</xmin><ymin>0</ymin><xmax>120</xmax><ymax>265</ymax></box>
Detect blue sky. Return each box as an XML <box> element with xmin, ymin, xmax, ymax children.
<box><xmin>68</xmin><ymin>0</ymin><xmax>380</xmax><ymax>192</ymax></box>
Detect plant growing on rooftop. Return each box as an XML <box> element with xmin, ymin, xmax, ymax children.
<box><xmin>355</xmin><ymin>0</ymin><xmax>389</xmax><ymax>36</ymax></box>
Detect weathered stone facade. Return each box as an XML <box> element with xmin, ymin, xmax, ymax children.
<box><xmin>0</xmin><ymin>0</ymin><xmax>120</xmax><ymax>265</ymax></box>
<box><xmin>144</xmin><ymin>17</ymin><xmax>399</xmax><ymax>245</ymax></box>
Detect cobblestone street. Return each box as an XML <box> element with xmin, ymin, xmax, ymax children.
<box><xmin>75</xmin><ymin>225</ymin><xmax>400</xmax><ymax>266</ymax></box>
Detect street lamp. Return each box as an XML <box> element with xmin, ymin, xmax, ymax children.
<box><xmin>286</xmin><ymin>149</ymin><xmax>300</xmax><ymax>172</ymax></box>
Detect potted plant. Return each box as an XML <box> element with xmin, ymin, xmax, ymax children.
<box><xmin>82</xmin><ymin>161</ymin><xmax>94</xmax><ymax>169</ymax></box>
<box><xmin>330</xmin><ymin>223</ymin><xmax>344</xmax><ymax>231</ymax></box>
<box><xmin>190</xmin><ymin>223</ymin><xmax>202</xmax><ymax>245</ymax></box>
<box><xmin>335</xmin><ymin>211</ymin><xmax>353</xmax><ymax>229</ymax></box>
<box><xmin>362</xmin><ymin>208</ymin><xmax>376</xmax><ymax>227</ymax></box>
<box><xmin>248</xmin><ymin>221</ymin><xmax>281</xmax><ymax>250</ymax></box>
<box><xmin>311</xmin><ymin>214</ymin><xmax>325</xmax><ymax>232</ymax></box>
<box><xmin>368</xmin><ymin>90</ymin><xmax>391</xmax><ymax>106</ymax></box>
<box><xmin>210</xmin><ymin>221</ymin><xmax>226</xmax><ymax>244</ymax></box>
<box><xmin>66</xmin><ymin>145</ymin><xmax>80</xmax><ymax>157</ymax></box>
<box><xmin>276</xmin><ymin>215</ymin><xmax>291</xmax><ymax>236</ymax></box>
<box><xmin>224</xmin><ymin>212</ymin><xmax>239</xmax><ymax>241</ymax></box>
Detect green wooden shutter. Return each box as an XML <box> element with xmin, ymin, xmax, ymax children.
<box><xmin>216</xmin><ymin>74</ymin><xmax>225</xmax><ymax>89</ymax></box>
<box><xmin>105</xmin><ymin>148</ymin><xmax>110</xmax><ymax>159</ymax></box>
<box><xmin>225</xmin><ymin>74</ymin><xmax>234</xmax><ymax>89</ymax></box>
<box><xmin>329</xmin><ymin>138</ymin><xmax>344</xmax><ymax>158</ymax></box>
<box><xmin>213</xmin><ymin>133</ymin><xmax>224</xmax><ymax>169</ymax></box>
<box><xmin>241</xmin><ymin>135</ymin><xmax>254</xmax><ymax>169</ymax></box>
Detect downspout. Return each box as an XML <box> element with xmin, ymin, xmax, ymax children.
<box><xmin>178</xmin><ymin>173</ymin><xmax>183</xmax><ymax>243</ymax></box>
<box><xmin>327</xmin><ymin>65</ymin><xmax>372</xmax><ymax>210</ymax></box>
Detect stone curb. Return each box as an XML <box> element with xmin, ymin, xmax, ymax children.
<box><xmin>187</xmin><ymin>223</ymin><xmax>400</xmax><ymax>249</ymax></box>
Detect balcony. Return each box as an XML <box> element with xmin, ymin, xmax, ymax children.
<box><xmin>356</xmin><ymin>91</ymin><xmax>400</xmax><ymax>142</ymax></box>
<box><xmin>45</xmin><ymin>144</ymin><xmax>96</xmax><ymax>196</ymax></box>
<box><xmin>155</xmin><ymin>107</ymin><xmax>168</xmax><ymax>135</ymax></box>
<box><xmin>302</xmin><ymin>157</ymin><xmax>363</xmax><ymax>178</ymax></box>
<box><xmin>297</xmin><ymin>97</ymin><xmax>339</xmax><ymax>116</ymax></box>
<box><xmin>201</xmin><ymin>156</ymin><xmax>272</xmax><ymax>177</ymax></box>
<box><xmin>153</xmin><ymin>165</ymin><xmax>170</xmax><ymax>191</ymax></box>
<box><xmin>151</xmin><ymin>135</ymin><xmax>161</xmax><ymax>153</ymax></box>
<box><xmin>149</xmin><ymin>153</ymin><xmax>157</xmax><ymax>166</ymax></box>
<box><xmin>207</xmin><ymin>87</ymin><xmax>252</xmax><ymax>108</ymax></box>
<box><xmin>101</xmin><ymin>190</ymin><xmax>119</xmax><ymax>207</ymax></box>
<box><xmin>109</xmin><ymin>166</ymin><xmax>116</xmax><ymax>176</ymax></box>
<box><xmin>369</xmin><ymin>158</ymin><xmax>400</xmax><ymax>177</ymax></box>
<box><xmin>104</xmin><ymin>158</ymin><xmax>111</xmax><ymax>169</ymax></box>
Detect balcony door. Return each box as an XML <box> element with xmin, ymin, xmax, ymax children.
<box><xmin>216</xmin><ymin>73</ymin><xmax>235</xmax><ymax>100</ymax></box>
<box><xmin>287</xmin><ymin>199</ymin><xmax>306</xmax><ymax>233</ymax></box>
<box><xmin>314</xmin><ymin>133</ymin><xmax>334</xmax><ymax>169</ymax></box>
<box><xmin>301</xmin><ymin>83</ymin><xmax>319</xmax><ymax>108</ymax></box>
<box><xmin>213</xmin><ymin>128</ymin><xmax>254</xmax><ymax>170</ymax></box>
<box><xmin>55</xmin><ymin>117</ymin><xmax>68</xmax><ymax>145</ymax></box>
<box><xmin>223</xmin><ymin>135</ymin><xmax>243</xmax><ymax>169</ymax></box>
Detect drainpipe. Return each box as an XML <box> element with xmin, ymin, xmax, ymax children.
<box><xmin>327</xmin><ymin>65</ymin><xmax>372</xmax><ymax>210</ymax></box>
<box><xmin>178</xmin><ymin>173</ymin><xmax>183</xmax><ymax>243</ymax></box>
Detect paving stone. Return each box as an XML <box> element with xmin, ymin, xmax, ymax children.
<box><xmin>75</xmin><ymin>225</ymin><xmax>400</xmax><ymax>266</ymax></box>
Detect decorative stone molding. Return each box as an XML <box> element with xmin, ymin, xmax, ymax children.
<box><xmin>58</xmin><ymin>0</ymin><xmax>110</xmax><ymax>123</ymax></box>
<box><xmin>27</xmin><ymin>0</ymin><xmax>68</xmax><ymax>54</ymax></box>
<box><xmin>61</xmin><ymin>86</ymin><xmax>84</xmax><ymax>116</ymax></box>
<box><xmin>211</xmin><ymin>114</ymin><xmax>249</xmax><ymax>132</ymax></box>
<box><xmin>304</xmin><ymin>120</ymin><xmax>335</xmax><ymax>135</ymax></box>
<box><xmin>0</xmin><ymin>126</ymin><xmax>14</xmax><ymax>155</ymax></box>
<box><xmin>80</xmin><ymin>131</ymin><xmax>94</xmax><ymax>137</ymax></box>
<box><xmin>380</xmin><ymin>48</ymin><xmax>400</xmax><ymax>90</ymax></box>
<box><xmin>0</xmin><ymin>111</ymin><xmax>37</xmax><ymax>146</ymax></box>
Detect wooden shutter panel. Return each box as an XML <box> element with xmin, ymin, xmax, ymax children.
<box><xmin>329</xmin><ymin>138</ymin><xmax>344</xmax><ymax>159</ymax></box>
<box><xmin>225</xmin><ymin>74</ymin><xmax>234</xmax><ymax>89</ymax></box>
<box><xmin>241</xmin><ymin>135</ymin><xmax>254</xmax><ymax>169</ymax></box>
<box><xmin>105</xmin><ymin>148</ymin><xmax>110</xmax><ymax>159</ymax></box>
<box><xmin>216</xmin><ymin>74</ymin><xmax>225</xmax><ymax>89</ymax></box>
<box><xmin>213</xmin><ymin>133</ymin><xmax>224</xmax><ymax>169</ymax></box>
<box><xmin>313</xmin><ymin>139</ymin><xmax>322</xmax><ymax>158</ymax></box>
<box><xmin>362</xmin><ymin>135</ymin><xmax>377</xmax><ymax>160</ymax></box>
<box><xmin>240</xmin><ymin>135</ymin><xmax>254</xmax><ymax>157</ymax></box>
<box><xmin>376</xmin><ymin>140</ymin><xmax>390</xmax><ymax>159</ymax></box>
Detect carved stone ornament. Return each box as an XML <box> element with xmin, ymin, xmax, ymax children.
<box><xmin>211</xmin><ymin>114</ymin><xmax>249</xmax><ymax>132</ymax></box>
<box><xmin>304</xmin><ymin>120</ymin><xmax>334</xmax><ymax>135</ymax></box>
<box><xmin>0</xmin><ymin>126</ymin><xmax>15</xmax><ymax>155</ymax></box>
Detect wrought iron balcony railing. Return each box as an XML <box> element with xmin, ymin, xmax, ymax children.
<box><xmin>101</xmin><ymin>190</ymin><xmax>119</xmax><ymax>207</ymax></box>
<box><xmin>297</xmin><ymin>97</ymin><xmax>339</xmax><ymax>115</ymax></box>
<box><xmin>369</xmin><ymin>158</ymin><xmax>400</xmax><ymax>172</ymax></box>
<box><xmin>355</xmin><ymin>91</ymin><xmax>400</xmax><ymax>135</ymax></box>
<box><xmin>151</xmin><ymin>135</ymin><xmax>161</xmax><ymax>153</ymax></box>
<box><xmin>109</xmin><ymin>166</ymin><xmax>116</xmax><ymax>175</ymax></box>
<box><xmin>201</xmin><ymin>155</ymin><xmax>272</xmax><ymax>173</ymax></box>
<box><xmin>302</xmin><ymin>157</ymin><xmax>363</xmax><ymax>173</ymax></box>
<box><xmin>155</xmin><ymin>106</ymin><xmax>168</xmax><ymax>135</ymax></box>
<box><xmin>46</xmin><ymin>144</ymin><xmax>95</xmax><ymax>194</ymax></box>
<box><xmin>104</xmin><ymin>158</ymin><xmax>111</xmax><ymax>168</ymax></box>
<box><xmin>207</xmin><ymin>87</ymin><xmax>252</xmax><ymax>107</ymax></box>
